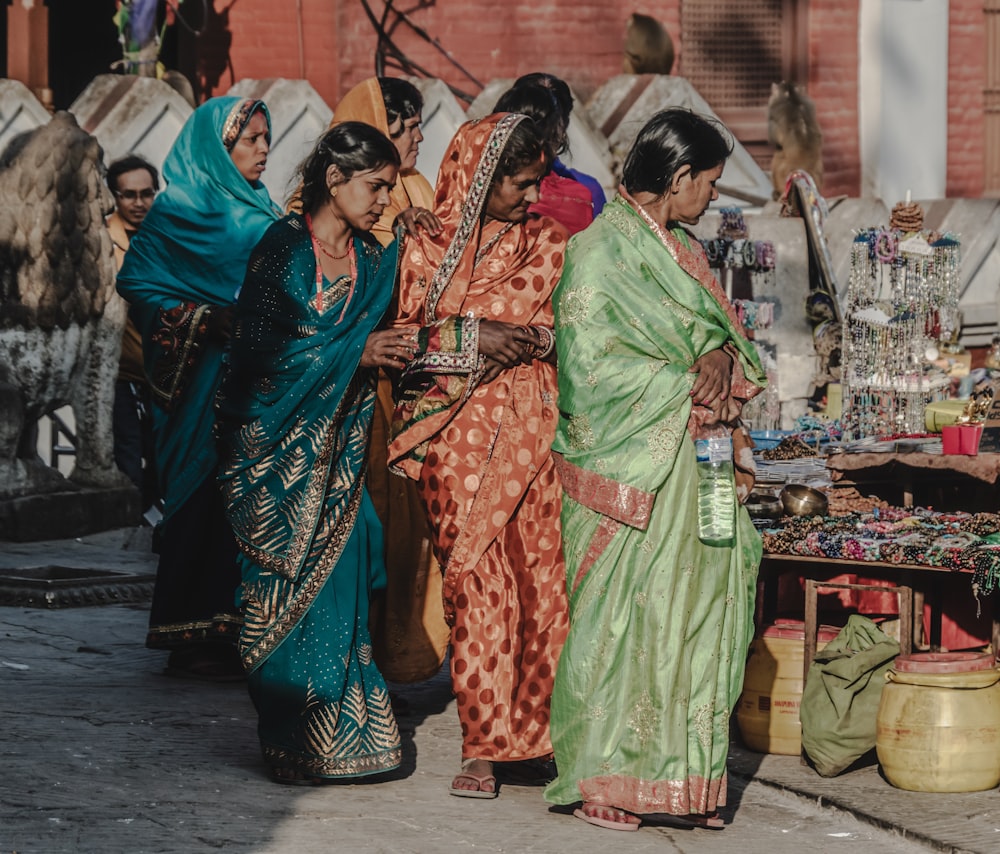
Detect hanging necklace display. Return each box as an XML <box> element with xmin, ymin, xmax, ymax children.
<box><xmin>698</xmin><ymin>207</ymin><xmax>778</xmax><ymax>306</ymax></box>
<box><xmin>841</xmin><ymin>201</ymin><xmax>961</xmax><ymax>440</ymax></box>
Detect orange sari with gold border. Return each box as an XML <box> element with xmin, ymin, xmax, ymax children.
<box><xmin>388</xmin><ymin>114</ymin><xmax>569</xmax><ymax>761</ymax></box>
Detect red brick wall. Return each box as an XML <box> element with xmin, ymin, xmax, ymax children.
<box><xmin>807</xmin><ymin>1</ymin><xmax>860</xmax><ymax>197</ymax></box>
<box><xmin>202</xmin><ymin>0</ymin><xmax>342</xmax><ymax>105</ymax></box>
<box><xmin>948</xmin><ymin>0</ymin><xmax>986</xmax><ymax>197</ymax></box>
<box><xmin>334</xmin><ymin>1</ymin><xmax>655</xmax><ymax>103</ymax></box>
<box><xmin>207</xmin><ymin>0</ymin><xmax>986</xmax><ymax>199</ymax></box>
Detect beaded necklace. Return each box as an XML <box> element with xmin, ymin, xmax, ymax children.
<box><xmin>305</xmin><ymin>213</ymin><xmax>357</xmax><ymax>322</ymax></box>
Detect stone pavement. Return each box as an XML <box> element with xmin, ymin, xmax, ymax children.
<box><xmin>1</xmin><ymin>529</ymin><xmax>999</xmax><ymax>854</ymax></box>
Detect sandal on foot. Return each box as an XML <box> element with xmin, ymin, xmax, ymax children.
<box><xmin>574</xmin><ymin>802</ymin><xmax>641</xmax><ymax>832</ymax></box>
<box><xmin>449</xmin><ymin>758</ymin><xmax>498</xmax><ymax>799</ymax></box>
<box><xmin>270</xmin><ymin>767</ymin><xmax>323</xmax><ymax>786</ymax></box>
<box><xmin>652</xmin><ymin>812</ymin><xmax>725</xmax><ymax>830</ymax></box>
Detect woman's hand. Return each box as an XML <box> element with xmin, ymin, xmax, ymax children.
<box><xmin>395</xmin><ymin>206</ymin><xmax>443</xmax><ymax>237</ymax></box>
<box><xmin>480</xmin><ymin>356</ymin><xmax>506</xmax><ymax>385</ymax></box>
<box><xmin>360</xmin><ymin>328</ymin><xmax>418</xmax><ymax>369</ymax></box>
<box><xmin>689</xmin><ymin>348</ymin><xmax>733</xmax><ymax>413</ymax></box>
<box><xmin>478</xmin><ymin>320</ymin><xmax>535</xmax><ymax>370</ymax></box>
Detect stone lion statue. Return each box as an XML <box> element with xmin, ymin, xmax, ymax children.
<box><xmin>0</xmin><ymin>111</ymin><xmax>126</xmax><ymax>499</ymax></box>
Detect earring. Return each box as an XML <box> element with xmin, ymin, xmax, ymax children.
<box><xmin>330</xmin><ymin>186</ymin><xmax>338</xmax><ymax>198</ymax></box>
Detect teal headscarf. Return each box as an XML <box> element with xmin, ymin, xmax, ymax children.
<box><xmin>118</xmin><ymin>96</ymin><xmax>281</xmax><ymax>314</ymax></box>
<box><xmin>117</xmin><ymin>95</ymin><xmax>282</xmax><ymax>519</ymax></box>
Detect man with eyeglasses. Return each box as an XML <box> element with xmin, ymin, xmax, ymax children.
<box><xmin>106</xmin><ymin>154</ymin><xmax>160</xmax><ymax>523</ymax></box>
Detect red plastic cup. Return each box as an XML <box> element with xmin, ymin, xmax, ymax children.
<box><xmin>941</xmin><ymin>424</ymin><xmax>961</xmax><ymax>454</ymax></box>
<box><xmin>958</xmin><ymin>422</ymin><xmax>983</xmax><ymax>455</ymax></box>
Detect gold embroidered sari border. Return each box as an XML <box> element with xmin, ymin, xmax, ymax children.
<box><xmin>241</xmin><ymin>449</ymin><xmax>368</xmax><ymax>673</ymax></box>
<box><xmin>263</xmin><ymin>744</ymin><xmax>402</xmax><ymax>778</ymax></box>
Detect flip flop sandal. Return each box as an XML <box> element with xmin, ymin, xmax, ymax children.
<box><xmin>573</xmin><ymin>804</ymin><xmax>640</xmax><ymax>832</ymax></box>
<box><xmin>448</xmin><ymin>759</ymin><xmax>498</xmax><ymax>799</ymax></box>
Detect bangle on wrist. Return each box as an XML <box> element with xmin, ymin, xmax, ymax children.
<box><xmin>532</xmin><ymin>325</ymin><xmax>555</xmax><ymax>359</ymax></box>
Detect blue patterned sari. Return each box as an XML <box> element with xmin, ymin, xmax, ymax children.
<box><xmin>216</xmin><ymin>214</ymin><xmax>402</xmax><ymax>779</ymax></box>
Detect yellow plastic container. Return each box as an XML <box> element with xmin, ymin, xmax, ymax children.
<box><xmin>924</xmin><ymin>399</ymin><xmax>968</xmax><ymax>432</ymax></box>
<box><xmin>737</xmin><ymin>621</ymin><xmax>838</xmax><ymax>755</ymax></box>
<box><xmin>876</xmin><ymin>652</ymin><xmax>1000</xmax><ymax>792</ymax></box>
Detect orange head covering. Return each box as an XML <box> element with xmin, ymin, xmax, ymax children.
<box><xmin>290</xmin><ymin>77</ymin><xmax>434</xmax><ymax>246</ymax></box>
<box><xmin>396</xmin><ymin>113</ymin><xmax>564</xmax><ymax>326</ymax></box>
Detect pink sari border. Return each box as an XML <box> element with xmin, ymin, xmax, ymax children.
<box><xmin>553</xmin><ymin>453</ymin><xmax>654</xmax><ymax>530</ymax></box>
<box><xmin>572</xmin><ymin>515</ymin><xmax>622</xmax><ymax>595</ymax></box>
<box><xmin>578</xmin><ymin>771</ymin><xmax>727</xmax><ymax>816</ymax></box>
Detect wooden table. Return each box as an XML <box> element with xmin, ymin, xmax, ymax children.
<box><xmin>757</xmin><ymin>552</ymin><xmax>1000</xmax><ymax>657</ymax></box>
<box><xmin>825</xmin><ymin>450</ymin><xmax>1000</xmax><ymax>509</ymax></box>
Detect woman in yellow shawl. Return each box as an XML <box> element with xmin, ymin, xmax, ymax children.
<box><xmin>320</xmin><ymin>77</ymin><xmax>449</xmax><ymax>686</ymax></box>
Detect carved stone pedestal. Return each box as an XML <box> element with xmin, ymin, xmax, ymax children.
<box><xmin>0</xmin><ymin>486</ymin><xmax>141</xmax><ymax>542</ymax></box>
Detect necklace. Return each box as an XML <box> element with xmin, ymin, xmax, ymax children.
<box><xmin>316</xmin><ymin>237</ymin><xmax>354</xmax><ymax>261</ymax></box>
<box><xmin>304</xmin><ymin>212</ymin><xmax>358</xmax><ymax>322</ymax></box>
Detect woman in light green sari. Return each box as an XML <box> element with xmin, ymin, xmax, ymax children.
<box><xmin>544</xmin><ymin>109</ymin><xmax>767</xmax><ymax>831</ymax></box>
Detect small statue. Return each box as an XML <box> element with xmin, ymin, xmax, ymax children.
<box><xmin>768</xmin><ymin>81</ymin><xmax>824</xmax><ymax>200</ymax></box>
<box><xmin>0</xmin><ymin>112</ymin><xmax>126</xmax><ymax>499</ymax></box>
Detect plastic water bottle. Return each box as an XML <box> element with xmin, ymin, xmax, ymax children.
<box><xmin>695</xmin><ymin>433</ymin><xmax>736</xmax><ymax>547</ymax></box>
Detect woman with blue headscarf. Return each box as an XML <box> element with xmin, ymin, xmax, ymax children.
<box><xmin>118</xmin><ymin>96</ymin><xmax>281</xmax><ymax>681</ymax></box>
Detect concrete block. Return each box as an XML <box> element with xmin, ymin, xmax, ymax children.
<box><xmin>228</xmin><ymin>78</ymin><xmax>333</xmax><ymax>208</ymax></box>
<box><xmin>70</xmin><ymin>74</ymin><xmax>193</xmax><ymax>179</ymax></box>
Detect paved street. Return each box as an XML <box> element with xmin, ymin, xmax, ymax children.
<box><xmin>1</xmin><ymin>530</ymin><xmax>998</xmax><ymax>853</ymax></box>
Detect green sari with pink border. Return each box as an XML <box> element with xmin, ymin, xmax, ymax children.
<box><xmin>544</xmin><ymin>195</ymin><xmax>766</xmax><ymax>816</ymax></box>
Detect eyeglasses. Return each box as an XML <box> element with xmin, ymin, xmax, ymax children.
<box><xmin>114</xmin><ymin>189</ymin><xmax>156</xmax><ymax>201</ymax></box>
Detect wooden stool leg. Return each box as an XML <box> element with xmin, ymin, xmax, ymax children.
<box><xmin>897</xmin><ymin>585</ymin><xmax>913</xmax><ymax>657</ymax></box>
<box><xmin>801</xmin><ymin>580</ymin><xmax>819</xmax><ymax>766</ymax></box>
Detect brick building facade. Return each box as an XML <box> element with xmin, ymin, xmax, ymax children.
<box><xmin>209</xmin><ymin>0</ymin><xmax>989</xmax><ymax>200</ymax></box>
<box><xmin>3</xmin><ymin>0</ymin><xmax>991</xmax><ymax>199</ymax></box>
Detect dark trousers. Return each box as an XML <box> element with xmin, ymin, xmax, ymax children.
<box><xmin>113</xmin><ymin>379</ymin><xmax>159</xmax><ymax>509</ymax></box>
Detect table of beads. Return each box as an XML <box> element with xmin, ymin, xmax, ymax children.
<box><xmin>841</xmin><ymin>227</ymin><xmax>960</xmax><ymax>440</ymax></box>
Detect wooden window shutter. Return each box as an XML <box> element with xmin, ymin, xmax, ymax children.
<box><xmin>680</xmin><ymin>0</ymin><xmax>808</xmax><ymax>170</ymax></box>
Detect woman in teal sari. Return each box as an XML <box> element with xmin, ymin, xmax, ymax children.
<box><xmin>117</xmin><ymin>97</ymin><xmax>281</xmax><ymax>680</ymax></box>
<box><xmin>216</xmin><ymin>122</ymin><xmax>416</xmax><ymax>783</ymax></box>
<box><xmin>544</xmin><ymin>109</ymin><xmax>767</xmax><ymax>831</ymax></box>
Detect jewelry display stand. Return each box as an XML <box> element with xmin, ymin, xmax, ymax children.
<box><xmin>841</xmin><ymin>206</ymin><xmax>961</xmax><ymax>439</ymax></box>
<box><xmin>700</xmin><ymin>207</ymin><xmax>781</xmax><ymax>431</ymax></box>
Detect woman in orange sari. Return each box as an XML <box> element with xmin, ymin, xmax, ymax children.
<box><xmin>326</xmin><ymin>77</ymin><xmax>437</xmax><ymax>243</ymax></box>
<box><xmin>388</xmin><ymin>113</ymin><xmax>570</xmax><ymax>798</ymax></box>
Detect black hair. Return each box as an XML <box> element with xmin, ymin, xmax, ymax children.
<box><xmin>296</xmin><ymin>121</ymin><xmax>401</xmax><ymax>215</ymax></box>
<box><xmin>494</xmin><ymin>116</ymin><xmax>550</xmax><ymax>181</ymax></box>
<box><xmin>106</xmin><ymin>154</ymin><xmax>160</xmax><ymax>193</ymax></box>
<box><xmin>378</xmin><ymin>77</ymin><xmax>424</xmax><ymax>137</ymax></box>
<box><xmin>493</xmin><ymin>86</ymin><xmax>568</xmax><ymax>157</ymax></box>
<box><xmin>512</xmin><ymin>72</ymin><xmax>573</xmax><ymax>119</ymax></box>
<box><xmin>622</xmin><ymin>108</ymin><xmax>733</xmax><ymax>196</ymax></box>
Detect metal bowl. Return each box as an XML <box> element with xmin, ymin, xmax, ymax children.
<box><xmin>779</xmin><ymin>484</ymin><xmax>829</xmax><ymax>517</ymax></box>
<box><xmin>746</xmin><ymin>493</ymin><xmax>783</xmax><ymax>523</ymax></box>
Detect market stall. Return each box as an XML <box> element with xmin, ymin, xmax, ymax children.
<box><xmin>750</xmin><ymin>429</ymin><xmax>1000</xmax><ymax>648</ymax></box>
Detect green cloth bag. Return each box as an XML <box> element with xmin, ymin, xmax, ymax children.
<box><xmin>800</xmin><ymin>614</ymin><xmax>900</xmax><ymax>777</ymax></box>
